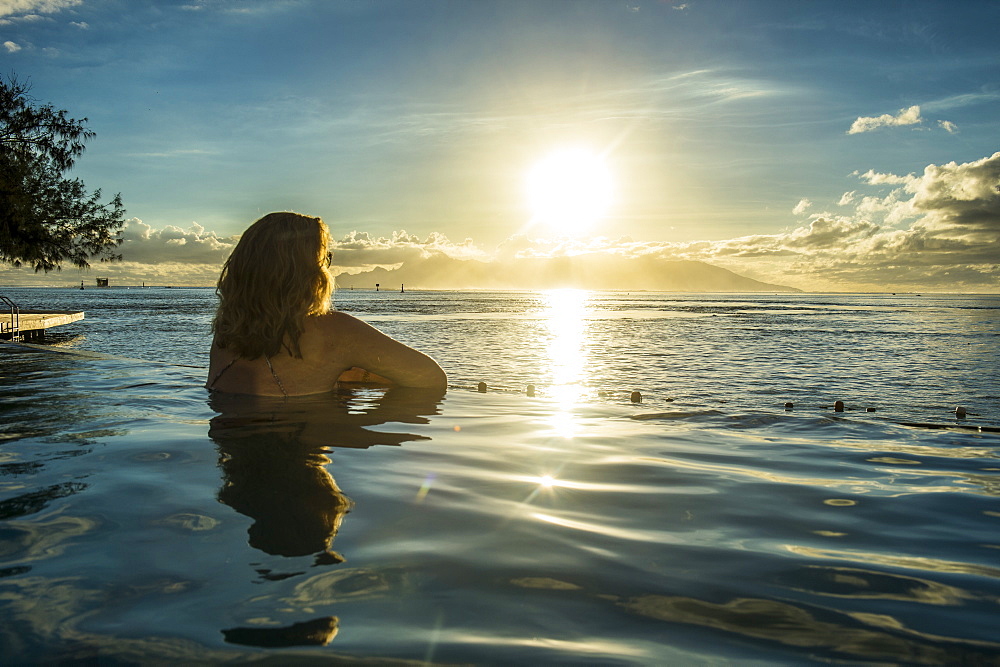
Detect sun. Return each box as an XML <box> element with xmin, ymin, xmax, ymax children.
<box><xmin>526</xmin><ymin>148</ymin><xmax>612</xmax><ymax>236</ymax></box>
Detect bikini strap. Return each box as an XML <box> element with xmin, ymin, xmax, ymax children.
<box><xmin>208</xmin><ymin>357</ymin><xmax>238</xmax><ymax>390</ymax></box>
<box><xmin>263</xmin><ymin>354</ymin><xmax>288</xmax><ymax>397</ymax></box>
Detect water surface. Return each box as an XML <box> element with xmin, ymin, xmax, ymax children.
<box><xmin>0</xmin><ymin>289</ymin><xmax>997</xmax><ymax>663</ymax></box>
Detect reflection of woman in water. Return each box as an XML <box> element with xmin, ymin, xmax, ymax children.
<box><xmin>209</xmin><ymin>388</ymin><xmax>443</xmax><ymax>559</ymax></box>
<box><xmin>207</xmin><ymin>211</ymin><xmax>447</xmax><ymax>396</ymax></box>
<box><xmin>212</xmin><ymin>407</ymin><xmax>351</xmax><ymax>560</ymax></box>
<box><xmin>209</xmin><ymin>385</ymin><xmax>444</xmax><ymax>649</ymax></box>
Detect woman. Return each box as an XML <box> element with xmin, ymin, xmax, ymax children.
<box><xmin>207</xmin><ymin>212</ymin><xmax>446</xmax><ymax>395</ymax></box>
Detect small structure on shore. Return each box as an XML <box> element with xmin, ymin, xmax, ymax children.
<box><xmin>96</xmin><ymin>278</ymin><xmax>109</xmax><ymax>287</ymax></box>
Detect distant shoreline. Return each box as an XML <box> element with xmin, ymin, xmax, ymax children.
<box><xmin>1</xmin><ymin>285</ymin><xmax>997</xmax><ymax>296</ymax></box>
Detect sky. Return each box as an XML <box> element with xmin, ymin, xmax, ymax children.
<box><xmin>1</xmin><ymin>0</ymin><xmax>998</xmax><ymax>292</ymax></box>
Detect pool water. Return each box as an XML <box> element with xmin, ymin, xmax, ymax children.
<box><xmin>0</xmin><ymin>289</ymin><xmax>998</xmax><ymax>663</ymax></box>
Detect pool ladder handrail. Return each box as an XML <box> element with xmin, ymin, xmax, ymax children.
<box><xmin>0</xmin><ymin>295</ymin><xmax>21</xmax><ymax>342</ymax></box>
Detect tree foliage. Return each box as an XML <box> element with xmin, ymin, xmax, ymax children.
<box><xmin>1</xmin><ymin>75</ymin><xmax>125</xmax><ymax>272</ymax></box>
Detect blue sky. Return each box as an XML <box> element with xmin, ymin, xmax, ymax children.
<box><xmin>2</xmin><ymin>0</ymin><xmax>998</xmax><ymax>291</ymax></box>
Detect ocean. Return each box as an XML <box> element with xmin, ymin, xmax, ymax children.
<box><xmin>0</xmin><ymin>286</ymin><xmax>998</xmax><ymax>663</ymax></box>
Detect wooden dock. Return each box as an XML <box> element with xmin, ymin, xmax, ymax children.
<box><xmin>1</xmin><ymin>310</ymin><xmax>85</xmax><ymax>341</ymax></box>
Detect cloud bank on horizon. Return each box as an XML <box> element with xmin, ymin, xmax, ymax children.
<box><xmin>3</xmin><ymin>152</ymin><xmax>996</xmax><ymax>292</ymax></box>
<box><xmin>0</xmin><ymin>0</ymin><xmax>997</xmax><ymax>292</ymax></box>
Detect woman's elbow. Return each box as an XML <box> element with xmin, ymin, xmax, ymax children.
<box><xmin>399</xmin><ymin>363</ymin><xmax>446</xmax><ymax>390</ymax></box>
<box><xmin>417</xmin><ymin>365</ymin><xmax>448</xmax><ymax>390</ymax></box>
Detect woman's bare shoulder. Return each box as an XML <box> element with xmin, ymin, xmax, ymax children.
<box><xmin>311</xmin><ymin>310</ymin><xmax>364</xmax><ymax>331</ymax></box>
<box><xmin>307</xmin><ymin>311</ymin><xmax>445</xmax><ymax>389</ymax></box>
<box><xmin>307</xmin><ymin>311</ymin><xmax>375</xmax><ymax>343</ymax></box>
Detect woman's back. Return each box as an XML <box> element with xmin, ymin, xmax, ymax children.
<box><xmin>208</xmin><ymin>311</ymin><xmax>446</xmax><ymax>396</ymax></box>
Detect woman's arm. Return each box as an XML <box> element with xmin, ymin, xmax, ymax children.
<box><xmin>336</xmin><ymin>367</ymin><xmax>393</xmax><ymax>385</ymax></box>
<box><xmin>324</xmin><ymin>312</ymin><xmax>447</xmax><ymax>390</ymax></box>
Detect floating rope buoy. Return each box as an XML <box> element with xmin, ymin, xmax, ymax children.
<box><xmin>461</xmin><ymin>385</ymin><xmax>992</xmax><ymax>431</ymax></box>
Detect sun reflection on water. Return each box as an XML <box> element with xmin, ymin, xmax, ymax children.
<box><xmin>541</xmin><ymin>289</ymin><xmax>590</xmax><ymax>437</ymax></box>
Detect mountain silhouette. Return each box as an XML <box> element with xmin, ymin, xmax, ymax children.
<box><xmin>335</xmin><ymin>254</ymin><xmax>799</xmax><ymax>292</ymax></box>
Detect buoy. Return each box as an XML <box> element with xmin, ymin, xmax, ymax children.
<box><xmin>956</xmin><ymin>406</ymin><xmax>967</xmax><ymax>418</ymax></box>
<box><xmin>477</xmin><ymin>382</ymin><xmax>487</xmax><ymax>393</ymax></box>
<box><xmin>630</xmin><ymin>391</ymin><xmax>642</xmax><ymax>403</ymax></box>
<box><xmin>834</xmin><ymin>400</ymin><xmax>845</xmax><ymax>412</ymax></box>
<box><xmin>784</xmin><ymin>402</ymin><xmax>794</xmax><ymax>410</ymax></box>
<box><xmin>866</xmin><ymin>407</ymin><xmax>876</xmax><ymax>412</ymax></box>
<box><xmin>526</xmin><ymin>384</ymin><xmax>535</xmax><ymax>397</ymax></box>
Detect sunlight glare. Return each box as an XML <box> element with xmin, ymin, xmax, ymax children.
<box><xmin>526</xmin><ymin>148</ymin><xmax>612</xmax><ymax>236</ymax></box>
<box><xmin>544</xmin><ymin>289</ymin><xmax>588</xmax><ymax>402</ymax></box>
<box><xmin>541</xmin><ymin>289</ymin><xmax>590</xmax><ymax>437</ymax></box>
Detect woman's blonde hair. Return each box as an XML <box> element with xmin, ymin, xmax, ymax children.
<box><xmin>212</xmin><ymin>212</ymin><xmax>333</xmax><ymax>359</ymax></box>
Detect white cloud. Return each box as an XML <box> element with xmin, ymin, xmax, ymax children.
<box><xmin>175</xmin><ymin>0</ymin><xmax>303</xmax><ymax>15</ymax></box>
<box><xmin>125</xmin><ymin>148</ymin><xmax>216</xmax><ymax>159</ymax></box>
<box><xmin>0</xmin><ymin>218</ymin><xmax>237</xmax><ymax>287</ymax></box>
<box><xmin>921</xmin><ymin>90</ymin><xmax>1000</xmax><ymax>113</ymax></box>
<box><xmin>910</xmin><ymin>152</ymin><xmax>1000</xmax><ymax>237</ymax></box>
<box><xmin>695</xmin><ymin>152</ymin><xmax>1000</xmax><ymax>290</ymax></box>
<box><xmin>118</xmin><ymin>218</ymin><xmax>238</xmax><ymax>265</ymax></box>
<box><xmin>857</xmin><ymin>169</ymin><xmax>916</xmax><ymax>186</ymax></box>
<box><xmin>3</xmin><ymin>40</ymin><xmax>21</xmax><ymax>52</ymax></box>
<box><xmin>0</xmin><ymin>0</ymin><xmax>82</xmax><ymax>18</ymax></box>
<box><xmin>848</xmin><ymin>105</ymin><xmax>922</xmax><ymax>134</ymax></box>
<box><xmin>0</xmin><ymin>12</ymin><xmax>44</xmax><ymax>22</ymax></box>
<box><xmin>329</xmin><ymin>229</ymin><xmax>485</xmax><ymax>275</ymax></box>
<box><xmin>792</xmin><ymin>198</ymin><xmax>812</xmax><ymax>215</ymax></box>
<box><xmin>69</xmin><ymin>19</ymin><xmax>86</xmax><ymax>28</ymax></box>
<box><xmin>4</xmin><ymin>155</ymin><xmax>997</xmax><ymax>293</ymax></box>
<box><xmin>848</xmin><ymin>105</ymin><xmax>958</xmax><ymax>137</ymax></box>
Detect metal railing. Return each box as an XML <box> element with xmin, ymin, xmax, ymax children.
<box><xmin>0</xmin><ymin>295</ymin><xmax>21</xmax><ymax>342</ymax></box>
